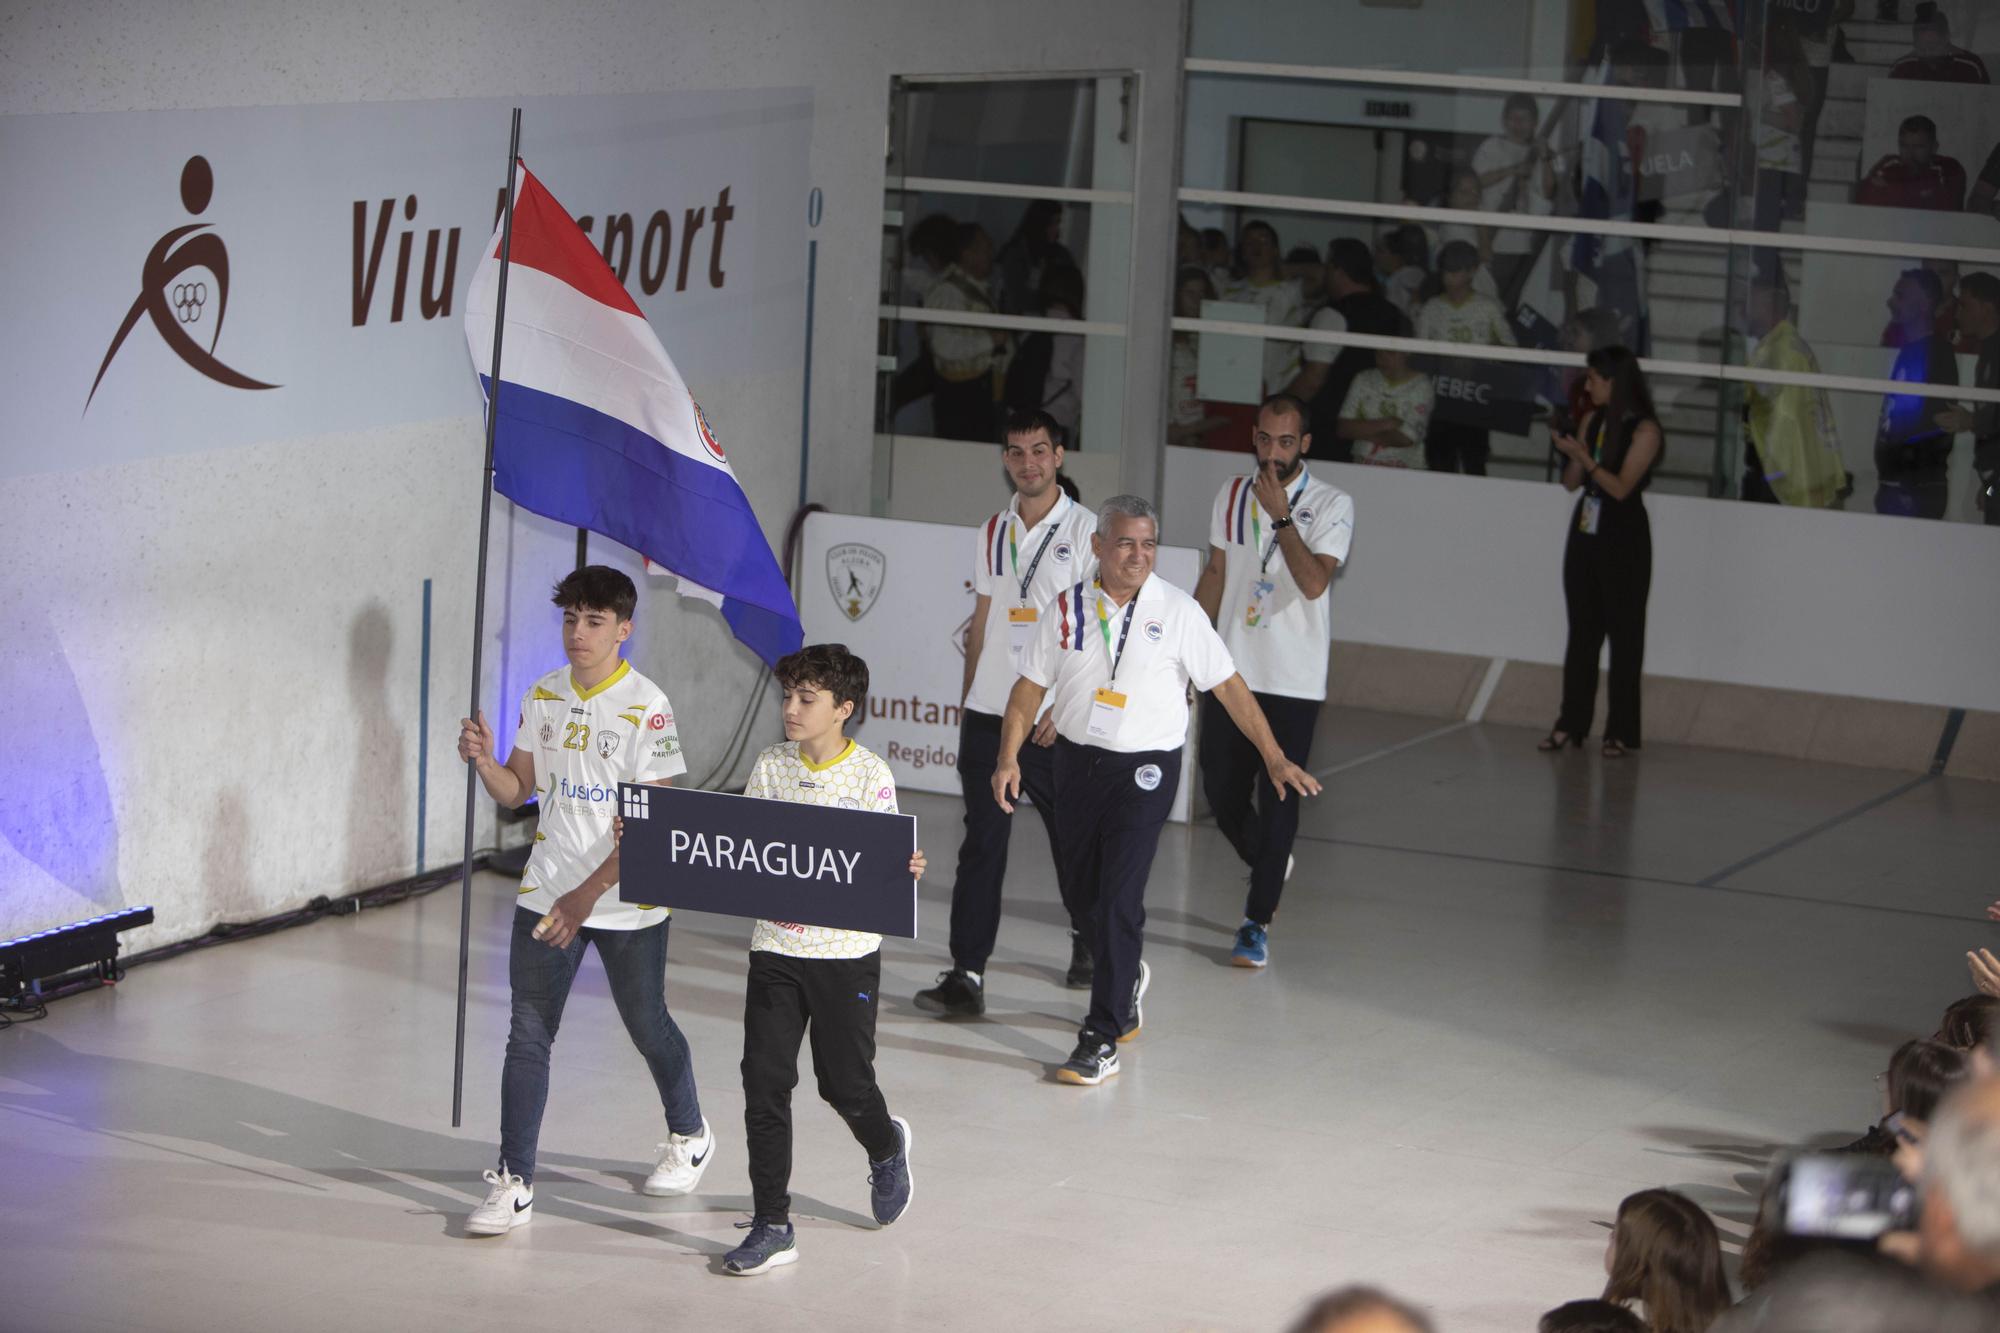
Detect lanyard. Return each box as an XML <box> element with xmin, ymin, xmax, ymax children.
<box><xmin>1011</xmin><ymin>518</ymin><xmax>1062</xmax><ymax>605</ymax></box>
<box><xmin>1253</xmin><ymin>477</ymin><xmax>1310</xmax><ymax>573</ymax></box>
<box><xmin>1094</xmin><ymin>580</ymin><xmax>1139</xmax><ymax>683</ymax></box>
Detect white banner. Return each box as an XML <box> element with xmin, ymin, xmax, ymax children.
<box><xmin>0</xmin><ymin>89</ymin><xmax>811</xmax><ymax>479</ymax></box>
<box><xmin>798</xmin><ymin>511</ymin><xmax>1202</xmax><ymax>823</ymax></box>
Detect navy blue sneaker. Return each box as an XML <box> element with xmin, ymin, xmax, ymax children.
<box><xmin>1117</xmin><ymin>959</ymin><xmax>1151</xmax><ymax>1043</ymax></box>
<box><xmin>1064</xmin><ymin>931</ymin><xmax>1094</xmax><ymax>989</ymax></box>
<box><xmin>1056</xmin><ymin>1034</ymin><xmax>1120</xmax><ymax>1085</ymax></box>
<box><xmin>723</xmin><ymin>1219</ymin><xmax>797</xmax><ymax>1275</ymax></box>
<box><xmin>1231</xmin><ymin>919</ymin><xmax>1269</xmax><ymax>968</ymax></box>
<box><xmin>869</xmin><ymin>1115</ymin><xmax>914</xmax><ymax>1226</ymax></box>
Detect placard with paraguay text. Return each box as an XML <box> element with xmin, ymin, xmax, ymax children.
<box><xmin>614</xmin><ymin>783</ymin><xmax>917</xmax><ymax>937</ymax></box>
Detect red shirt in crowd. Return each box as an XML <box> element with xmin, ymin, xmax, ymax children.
<box><xmin>1855</xmin><ymin>153</ymin><xmax>1967</xmax><ymax>211</ymax></box>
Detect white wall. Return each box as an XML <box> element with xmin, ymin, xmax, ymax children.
<box><xmin>1164</xmin><ymin>448</ymin><xmax>2000</xmax><ymax>714</ymax></box>
<box><xmin>0</xmin><ymin>0</ymin><xmax>1186</xmax><ymax>947</ymax></box>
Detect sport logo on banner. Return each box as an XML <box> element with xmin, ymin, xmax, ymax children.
<box><xmin>826</xmin><ymin>543</ymin><xmax>885</xmax><ymax>622</ymax></box>
<box><xmin>85</xmin><ymin>155</ymin><xmax>280</xmax><ymax>411</ymax></box>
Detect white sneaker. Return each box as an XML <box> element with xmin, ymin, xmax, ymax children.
<box><xmin>466</xmin><ymin>1167</ymin><xmax>532</xmax><ymax>1236</ymax></box>
<box><xmin>642</xmin><ymin>1117</ymin><xmax>715</xmax><ymax>1196</ymax></box>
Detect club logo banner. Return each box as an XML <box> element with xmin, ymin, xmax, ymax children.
<box><xmin>1</xmin><ymin>88</ymin><xmax>812</xmax><ymax>481</ymax></box>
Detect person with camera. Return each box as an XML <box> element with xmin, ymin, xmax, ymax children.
<box><xmin>1543</xmin><ymin>347</ymin><xmax>1661</xmax><ymax>758</ymax></box>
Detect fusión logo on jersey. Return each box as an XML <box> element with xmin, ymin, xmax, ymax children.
<box><xmin>84</xmin><ymin>155</ymin><xmax>280</xmax><ymax>412</ymax></box>
<box><xmin>827</xmin><ymin>543</ymin><xmax>885</xmax><ymax>622</ymax></box>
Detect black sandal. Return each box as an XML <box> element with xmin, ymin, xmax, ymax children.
<box><xmin>1538</xmin><ymin>730</ymin><xmax>1582</xmax><ymax>751</ymax></box>
<box><xmin>1601</xmin><ymin>739</ymin><xmax>1628</xmax><ymax>759</ymax></box>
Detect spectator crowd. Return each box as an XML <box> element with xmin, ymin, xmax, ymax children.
<box><xmin>887</xmin><ymin>2</ymin><xmax>2000</xmax><ymax>523</ymax></box>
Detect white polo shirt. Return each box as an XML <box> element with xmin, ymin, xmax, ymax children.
<box><xmin>515</xmin><ymin>658</ymin><xmax>687</xmax><ymax>930</ymax></box>
<box><xmin>963</xmin><ymin>490</ymin><xmax>1099</xmax><ymax>717</ymax></box>
<box><xmin>1019</xmin><ymin>573</ymin><xmax>1237</xmax><ymax>754</ymax></box>
<box><xmin>1208</xmin><ymin>467</ymin><xmax>1355</xmax><ymax>702</ymax></box>
<box><xmin>744</xmin><ymin>739</ymin><xmax>898</xmax><ymax>961</ymax></box>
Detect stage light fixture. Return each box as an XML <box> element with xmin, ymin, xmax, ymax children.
<box><xmin>0</xmin><ymin>906</ymin><xmax>155</xmax><ymax>999</ymax></box>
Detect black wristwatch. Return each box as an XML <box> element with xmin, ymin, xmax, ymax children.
<box><xmin>1272</xmin><ymin>516</ymin><xmax>1294</xmax><ymax>530</ymax></box>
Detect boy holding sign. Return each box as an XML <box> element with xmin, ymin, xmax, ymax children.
<box><xmin>726</xmin><ymin>644</ymin><xmax>926</xmax><ymax>1275</ymax></box>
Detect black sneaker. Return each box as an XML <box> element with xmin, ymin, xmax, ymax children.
<box><xmin>1055</xmin><ymin>1034</ymin><xmax>1119</xmax><ymax>1086</ymax></box>
<box><xmin>1064</xmin><ymin>931</ymin><xmax>1094</xmax><ymax>989</ymax></box>
<box><xmin>723</xmin><ymin>1218</ymin><xmax>798</xmax><ymax>1275</ymax></box>
<box><xmin>868</xmin><ymin>1115</ymin><xmax>914</xmax><ymax>1226</ymax></box>
<box><xmin>1117</xmin><ymin>959</ymin><xmax>1150</xmax><ymax>1044</ymax></box>
<box><xmin>913</xmin><ymin>968</ymin><xmax>984</xmax><ymax>1017</ymax></box>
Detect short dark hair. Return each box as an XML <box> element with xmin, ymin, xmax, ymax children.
<box><xmin>1200</xmin><ymin>226</ymin><xmax>1228</xmax><ymax>250</ymax></box>
<box><xmin>1327</xmin><ymin>237</ymin><xmax>1377</xmax><ymax>289</ymax></box>
<box><xmin>1538</xmin><ymin>1299</ymin><xmax>1645</xmax><ymax>1333</ymax></box>
<box><xmin>1900</xmin><ymin>266</ymin><xmax>1946</xmax><ymax>311</ymax></box>
<box><xmin>1937</xmin><ymin>994</ymin><xmax>2000</xmax><ymax>1050</ymax></box>
<box><xmin>1900</xmin><ymin>113</ymin><xmax>1939</xmax><ymax>140</ymax></box>
<box><xmin>1038</xmin><ymin>262</ymin><xmax>1084</xmax><ymax>315</ymax></box>
<box><xmin>774</xmin><ymin>643</ymin><xmax>869</xmax><ymax>718</ymax></box>
<box><xmin>1886</xmin><ymin>1036</ymin><xmax>1968</xmax><ymax>1120</ymax></box>
<box><xmin>1437</xmin><ymin>239</ymin><xmax>1482</xmax><ymax>274</ymax></box>
<box><xmin>1960</xmin><ymin>271</ymin><xmax>2000</xmax><ymax>309</ymax></box>
<box><xmin>1383</xmin><ymin>223</ymin><xmax>1429</xmax><ymax>269</ymax></box>
<box><xmin>551</xmin><ymin>565</ymin><xmax>637</xmax><ymax>621</ymax></box>
<box><xmin>1175</xmin><ymin>263</ymin><xmax>1219</xmax><ymax>301</ymax></box>
<box><xmin>907</xmin><ymin>212</ymin><xmax>959</xmax><ymax>267</ymax></box>
<box><xmin>1258</xmin><ymin>392</ymin><xmax>1310</xmax><ymax>435</ymax></box>
<box><xmin>1503</xmin><ymin>92</ymin><xmax>1539</xmax><ymax>121</ymax></box>
<box><xmin>952</xmin><ymin>222</ymin><xmax>989</xmax><ymax>261</ymax></box>
<box><xmin>1914</xmin><ymin>4</ymin><xmax>1950</xmax><ymax>35</ymax></box>
<box><xmin>1287</xmin><ymin>1286</ymin><xmax>1432</xmax><ymax>1333</ymax></box>
<box><xmin>1001</xmin><ymin>406</ymin><xmax>1066</xmax><ymax>449</ymax></box>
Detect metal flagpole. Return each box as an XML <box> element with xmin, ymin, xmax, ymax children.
<box><xmin>453</xmin><ymin>106</ymin><xmax>523</xmax><ymax>1129</ymax></box>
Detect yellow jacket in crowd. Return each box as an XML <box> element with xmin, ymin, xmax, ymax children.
<box><xmin>1747</xmin><ymin>319</ymin><xmax>1845</xmax><ymax>509</ymax></box>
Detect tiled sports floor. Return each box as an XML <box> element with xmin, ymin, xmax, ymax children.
<box><xmin>3</xmin><ymin>709</ymin><xmax>1994</xmax><ymax>1332</ymax></box>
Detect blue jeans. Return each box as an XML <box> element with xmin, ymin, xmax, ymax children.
<box><xmin>499</xmin><ymin>907</ymin><xmax>702</xmax><ymax>1183</ymax></box>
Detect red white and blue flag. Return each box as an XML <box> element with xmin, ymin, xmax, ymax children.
<box><xmin>464</xmin><ymin>161</ymin><xmax>802</xmax><ymax>667</ymax></box>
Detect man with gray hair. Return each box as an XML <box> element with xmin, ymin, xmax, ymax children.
<box><xmin>1921</xmin><ymin>1074</ymin><xmax>2000</xmax><ymax>1294</ymax></box>
<box><xmin>993</xmin><ymin>494</ymin><xmax>1320</xmax><ymax>1085</ymax></box>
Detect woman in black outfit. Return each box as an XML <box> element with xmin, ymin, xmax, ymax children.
<box><xmin>1542</xmin><ymin>345</ymin><xmax>1662</xmax><ymax>758</ymax></box>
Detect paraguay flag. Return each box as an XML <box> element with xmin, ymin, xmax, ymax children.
<box><xmin>463</xmin><ymin>161</ymin><xmax>803</xmax><ymax>667</ymax></box>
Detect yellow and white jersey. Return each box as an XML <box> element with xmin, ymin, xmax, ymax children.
<box><xmin>743</xmin><ymin>739</ymin><xmax>898</xmax><ymax>960</ymax></box>
<box><xmin>514</xmin><ymin>659</ymin><xmax>687</xmax><ymax>931</ymax></box>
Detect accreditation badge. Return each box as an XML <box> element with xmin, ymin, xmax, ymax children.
<box><xmin>1244</xmin><ymin>578</ymin><xmax>1277</xmax><ymax>628</ymax></box>
<box><xmin>1007</xmin><ymin>606</ymin><xmax>1039</xmax><ymax>658</ymax></box>
<box><xmin>1086</xmin><ymin>687</ymin><xmax>1128</xmax><ymax>742</ymax></box>
<box><xmin>1578</xmin><ymin>496</ymin><xmax>1602</xmax><ymax>535</ymax></box>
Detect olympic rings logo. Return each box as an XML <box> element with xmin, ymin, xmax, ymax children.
<box><xmin>172</xmin><ymin>281</ymin><xmax>208</xmax><ymax>324</ymax></box>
